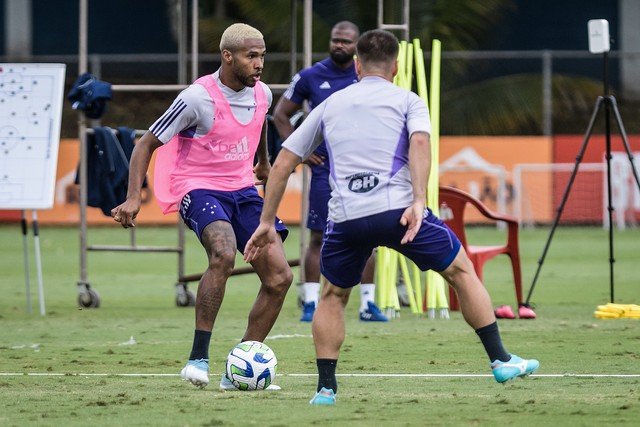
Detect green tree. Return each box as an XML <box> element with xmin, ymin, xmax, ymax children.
<box><xmin>188</xmin><ymin>0</ymin><xmax>603</xmax><ymax>135</ymax></box>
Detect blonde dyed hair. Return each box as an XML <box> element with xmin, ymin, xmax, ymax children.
<box><xmin>219</xmin><ymin>23</ymin><xmax>264</xmax><ymax>52</ymax></box>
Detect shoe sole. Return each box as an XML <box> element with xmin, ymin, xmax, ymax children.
<box><xmin>310</xmin><ymin>399</ymin><xmax>336</xmax><ymax>405</ymax></box>
<box><xmin>181</xmin><ymin>367</ymin><xmax>209</xmax><ymax>388</ymax></box>
<box><xmin>495</xmin><ymin>367</ymin><xmax>539</xmax><ymax>383</ymax></box>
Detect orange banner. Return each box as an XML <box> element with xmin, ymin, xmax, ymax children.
<box><xmin>439</xmin><ymin>136</ymin><xmax>553</xmax><ymax>222</ymax></box>
<box><xmin>12</xmin><ymin>136</ymin><xmax>618</xmax><ymax>225</ymax></box>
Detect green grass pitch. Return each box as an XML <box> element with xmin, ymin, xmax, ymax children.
<box><xmin>0</xmin><ymin>224</ymin><xmax>638</xmax><ymax>426</ymax></box>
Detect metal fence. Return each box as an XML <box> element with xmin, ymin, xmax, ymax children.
<box><xmin>3</xmin><ymin>49</ymin><xmax>639</xmax><ymax>135</ymax></box>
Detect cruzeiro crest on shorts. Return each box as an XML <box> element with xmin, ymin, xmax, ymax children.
<box><xmin>346</xmin><ymin>172</ymin><xmax>379</xmax><ymax>193</ymax></box>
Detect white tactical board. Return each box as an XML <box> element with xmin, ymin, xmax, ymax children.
<box><xmin>0</xmin><ymin>63</ymin><xmax>66</xmax><ymax>209</ymax></box>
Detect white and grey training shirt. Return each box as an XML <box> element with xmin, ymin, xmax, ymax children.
<box><xmin>149</xmin><ymin>70</ymin><xmax>273</xmax><ymax>143</ymax></box>
<box><xmin>282</xmin><ymin>76</ymin><xmax>431</xmax><ymax>223</ymax></box>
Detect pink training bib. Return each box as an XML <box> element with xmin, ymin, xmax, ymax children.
<box><xmin>153</xmin><ymin>75</ymin><xmax>267</xmax><ymax>213</ymax></box>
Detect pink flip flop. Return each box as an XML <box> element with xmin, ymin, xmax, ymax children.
<box><xmin>494</xmin><ymin>305</ymin><xmax>516</xmax><ymax>319</ymax></box>
<box><xmin>518</xmin><ymin>304</ymin><xmax>537</xmax><ymax>319</ymax></box>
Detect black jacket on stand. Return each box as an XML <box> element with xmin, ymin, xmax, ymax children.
<box><xmin>82</xmin><ymin>126</ymin><xmax>137</xmax><ymax>216</ymax></box>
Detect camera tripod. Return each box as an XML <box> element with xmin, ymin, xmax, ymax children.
<box><xmin>525</xmin><ymin>52</ymin><xmax>640</xmax><ymax>305</ymax></box>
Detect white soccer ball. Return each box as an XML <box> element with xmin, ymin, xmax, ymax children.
<box><xmin>225</xmin><ymin>341</ymin><xmax>277</xmax><ymax>390</ymax></box>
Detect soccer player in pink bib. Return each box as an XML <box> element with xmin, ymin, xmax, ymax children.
<box><xmin>112</xmin><ymin>23</ymin><xmax>292</xmax><ymax>391</ymax></box>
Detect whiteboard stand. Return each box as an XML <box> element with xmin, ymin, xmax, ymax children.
<box><xmin>0</xmin><ymin>62</ymin><xmax>65</xmax><ymax>316</ymax></box>
<box><xmin>19</xmin><ymin>210</ymin><xmax>46</xmax><ymax>315</ymax></box>
<box><xmin>31</xmin><ymin>210</ymin><xmax>46</xmax><ymax>316</ymax></box>
<box><xmin>20</xmin><ymin>210</ymin><xmax>32</xmax><ymax>313</ymax></box>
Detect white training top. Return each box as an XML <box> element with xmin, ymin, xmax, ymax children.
<box><xmin>149</xmin><ymin>70</ymin><xmax>273</xmax><ymax>143</ymax></box>
<box><xmin>282</xmin><ymin>76</ymin><xmax>431</xmax><ymax>223</ymax></box>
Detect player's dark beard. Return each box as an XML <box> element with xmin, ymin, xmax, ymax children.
<box><xmin>233</xmin><ymin>69</ymin><xmax>256</xmax><ymax>88</ymax></box>
<box><xmin>330</xmin><ymin>50</ymin><xmax>352</xmax><ymax>65</ymax></box>
<box><xmin>243</xmin><ymin>74</ymin><xmax>256</xmax><ymax>87</ymax></box>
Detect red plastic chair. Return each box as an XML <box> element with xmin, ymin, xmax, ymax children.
<box><xmin>438</xmin><ymin>186</ymin><xmax>523</xmax><ymax>311</ymax></box>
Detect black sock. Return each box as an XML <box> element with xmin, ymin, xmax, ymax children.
<box><xmin>475</xmin><ymin>322</ymin><xmax>510</xmax><ymax>362</ymax></box>
<box><xmin>189</xmin><ymin>330</ymin><xmax>212</xmax><ymax>360</ymax></box>
<box><xmin>316</xmin><ymin>359</ymin><xmax>338</xmax><ymax>393</ymax></box>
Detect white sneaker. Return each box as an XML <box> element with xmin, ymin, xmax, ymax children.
<box><xmin>180</xmin><ymin>359</ymin><xmax>209</xmax><ymax>388</ymax></box>
<box><xmin>219</xmin><ymin>373</ymin><xmax>281</xmax><ymax>391</ymax></box>
<box><xmin>491</xmin><ymin>354</ymin><xmax>540</xmax><ymax>383</ymax></box>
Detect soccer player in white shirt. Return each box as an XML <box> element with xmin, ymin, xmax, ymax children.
<box><xmin>244</xmin><ymin>29</ymin><xmax>539</xmax><ymax>405</ymax></box>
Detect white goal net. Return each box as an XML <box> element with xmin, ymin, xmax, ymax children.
<box><xmin>513</xmin><ymin>159</ymin><xmax>640</xmax><ymax>229</ymax></box>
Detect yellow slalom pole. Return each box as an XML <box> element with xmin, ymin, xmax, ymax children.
<box><xmin>412</xmin><ymin>263</ymin><xmax>423</xmax><ymax>312</ymax></box>
<box><xmin>377</xmin><ymin>247</ymin><xmax>400</xmax><ymax>318</ymax></box>
<box><xmin>380</xmin><ymin>40</ymin><xmax>408</xmax><ymax>317</ymax></box>
<box><xmin>382</xmin><ymin>40</ymin><xmax>420</xmax><ymax>317</ymax></box>
<box><xmin>413</xmin><ymin>39</ymin><xmax>428</xmax><ymax>102</ymax></box>
<box><xmin>428</xmin><ymin>40</ymin><xmax>441</xmax><ymax>214</ymax></box>
<box><xmin>396</xmin><ymin>41</ymin><xmax>419</xmax><ymax>316</ymax></box>
<box><xmin>405</xmin><ymin>42</ymin><xmax>413</xmax><ymax>91</ymax></box>
<box><xmin>398</xmin><ymin>257</ymin><xmax>419</xmax><ymax>313</ymax></box>
<box><xmin>426</xmin><ymin>39</ymin><xmax>449</xmax><ymax>319</ymax></box>
<box><xmin>394</xmin><ymin>41</ymin><xmax>407</xmax><ymax>87</ymax></box>
<box><xmin>386</xmin><ymin>250</ymin><xmax>400</xmax><ymax>318</ymax></box>
<box><xmin>382</xmin><ymin>39</ymin><xmax>441</xmax><ymax>317</ymax></box>
<box><xmin>412</xmin><ymin>39</ymin><xmax>430</xmax><ymax>315</ymax></box>
<box><xmin>376</xmin><ymin>247</ymin><xmax>390</xmax><ymax>309</ymax></box>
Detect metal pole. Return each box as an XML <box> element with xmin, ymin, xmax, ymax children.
<box><xmin>290</xmin><ymin>0</ymin><xmax>298</xmax><ymax>78</ymax></box>
<box><xmin>178</xmin><ymin>0</ymin><xmax>199</xmax><ymax>293</ymax></box>
<box><xmin>299</xmin><ymin>0</ymin><xmax>313</xmax><ymax>282</ymax></box>
<box><xmin>79</xmin><ymin>0</ymin><xmax>87</xmax><ymax>73</ymax></box>
<box><xmin>377</xmin><ymin>0</ymin><xmax>410</xmax><ymax>40</ymax></box>
<box><xmin>178</xmin><ymin>0</ymin><xmax>187</xmax><ymax>84</ymax></box>
<box><xmin>78</xmin><ymin>0</ymin><xmax>89</xmax><ymax>287</ymax></box>
<box><xmin>402</xmin><ymin>0</ymin><xmax>410</xmax><ymax>40</ymax></box>
<box><xmin>303</xmin><ymin>0</ymin><xmax>312</xmax><ymax>69</ymax></box>
<box><xmin>191</xmin><ymin>0</ymin><xmax>199</xmax><ymax>81</ymax></box>
<box><xmin>542</xmin><ymin>50</ymin><xmax>553</xmax><ymax>136</ymax></box>
<box><xmin>603</xmin><ymin>51</ymin><xmax>615</xmax><ymax>303</ymax></box>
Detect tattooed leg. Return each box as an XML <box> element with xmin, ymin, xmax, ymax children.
<box><xmin>195</xmin><ymin>220</ymin><xmax>237</xmax><ymax>331</ymax></box>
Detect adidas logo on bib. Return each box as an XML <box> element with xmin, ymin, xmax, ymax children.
<box><xmin>319</xmin><ymin>81</ymin><xmax>331</xmax><ymax>89</ymax></box>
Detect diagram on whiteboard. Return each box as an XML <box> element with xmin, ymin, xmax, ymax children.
<box><xmin>0</xmin><ymin>63</ymin><xmax>66</xmax><ymax>209</ymax></box>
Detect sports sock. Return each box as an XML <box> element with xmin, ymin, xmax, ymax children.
<box><xmin>303</xmin><ymin>282</ymin><xmax>320</xmax><ymax>305</ymax></box>
<box><xmin>475</xmin><ymin>322</ymin><xmax>510</xmax><ymax>362</ymax></box>
<box><xmin>359</xmin><ymin>283</ymin><xmax>375</xmax><ymax>311</ymax></box>
<box><xmin>188</xmin><ymin>329</ymin><xmax>212</xmax><ymax>361</ymax></box>
<box><xmin>316</xmin><ymin>359</ymin><xmax>338</xmax><ymax>393</ymax></box>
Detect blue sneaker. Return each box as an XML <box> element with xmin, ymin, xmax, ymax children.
<box><xmin>300</xmin><ymin>301</ymin><xmax>316</xmax><ymax>322</ymax></box>
<box><xmin>359</xmin><ymin>301</ymin><xmax>389</xmax><ymax>322</ymax></box>
<box><xmin>309</xmin><ymin>387</ymin><xmax>336</xmax><ymax>405</ymax></box>
<box><xmin>491</xmin><ymin>354</ymin><xmax>539</xmax><ymax>383</ymax></box>
<box><xmin>180</xmin><ymin>358</ymin><xmax>209</xmax><ymax>388</ymax></box>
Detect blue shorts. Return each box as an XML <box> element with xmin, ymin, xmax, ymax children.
<box><xmin>180</xmin><ymin>187</ymin><xmax>288</xmax><ymax>251</ymax></box>
<box><xmin>307</xmin><ymin>164</ymin><xmax>330</xmax><ymax>232</ymax></box>
<box><xmin>321</xmin><ymin>208</ymin><xmax>461</xmax><ymax>288</ymax></box>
